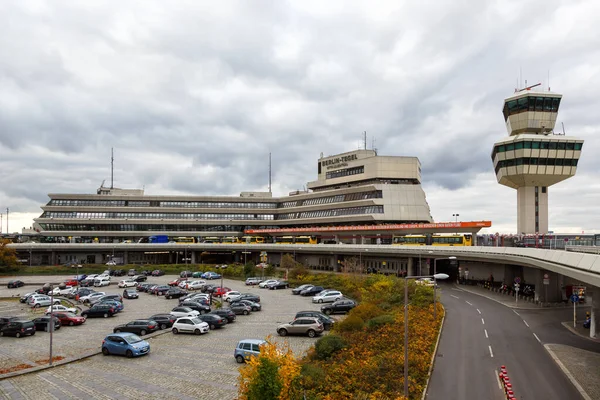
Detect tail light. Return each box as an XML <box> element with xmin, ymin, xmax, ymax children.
<box><xmin>102</xmin><ymin>339</ymin><xmax>105</xmax><ymax>344</ymax></box>
<box><xmin>149</xmin><ymin>325</ymin><xmax>155</xmax><ymax>329</ymax></box>
<box><xmin>21</xmin><ymin>328</ymin><xmax>25</xmax><ymax>332</ymax></box>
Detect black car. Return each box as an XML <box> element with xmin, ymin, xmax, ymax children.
<box><xmin>180</xmin><ymin>301</ymin><xmax>211</xmax><ymax>314</ymax></box>
<box><xmin>113</xmin><ymin>269</ymin><xmax>126</xmax><ymax>277</ymax></box>
<box><xmin>32</xmin><ymin>316</ymin><xmax>61</xmax><ymax>332</ymax></box>
<box><xmin>165</xmin><ymin>288</ymin><xmax>188</xmax><ymax>299</ymax></box>
<box><xmin>151</xmin><ymin>285</ymin><xmax>170</xmax><ymax>295</ymax></box>
<box><xmin>301</xmin><ymin>286</ymin><xmax>324</xmax><ymax>296</ymax></box>
<box><xmin>201</xmin><ymin>284</ymin><xmax>217</xmax><ymax>294</ymax></box>
<box><xmin>0</xmin><ymin>320</ymin><xmax>36</xmax><ymax>337</ymax></box>
<box><xmin>197</xmin><ymin>314</ymin><xmax>228</xmax><ymax>330</ymax></box>
<box><xmin>136</xmin><ymin>283</ymin><xmax>151</xmax><ymax>292</ymax></box>
<box><xmin>35</xmin><ymin>283</ymin><xmax>53</xmax><ymax>294</ymax></box>
<box><xmin>141</xmin><ymin>270</ymin><xmax>153</xmax><ymax>276</ymax></box>
<box><xmin>211</xmin><ymin>309</ymin><xmax>237</xmax><ymax>323</ymax></box>
<box><xmin>148</xmin><ymin>313</ymin><xmax>177</xmax><ymax>330</ymax></box>
<box><xmin>295</xmin><ymin>310</ymin><xmax>336</xmax><ymax>330</ymax></box>
<box><xmin>0</xmin><ymin>316</ymin><xmax>19</xmax><ymax>330</ymax></box>
<box><xmin>113</xmin><ymin>320</ymin><xmax>158</xmax><ymax>336</ymax></box>
<box><xmin>7</xmin><ymin>280</ymin><xmax>25</xmax><ymax>289</ymax></box>
<box><xmin>151</xmin><ymin>269</ymin><xmax>165</xmax><ymax>276</ymax></box>
<box><xmin>81</xmin><ymin>304</ymin><xmax>116</xmax><ymax>318</ymax></box>
<box><xmin>237</xmin><ymin>293</ymin><xmax>261</xmax><ymax>303</ymax></box>
<box><xmin>132</xmin><ymin>275</ymin><xmax>147</xmax><ymax>282</ymax></box>
<box><xmin>321</xmin><ymin>299</ymin><xmax>357</xmax><ymax>315</ymax></box>
<box><xmin>269</xmin><ymin>281</ymin><xmax>290</xmax><ymax>290</ymax></box>
<box><xmin>292</xmin><ymin>284</ymin><xmax>314</xmax><ymax>295</ymax></box>
<box><xmin>180</xmin><ymin>270</ymin><xmax>193</xmax><ymax>278</ymax></box>
<box><xmin>123</xmin><ymin>289</ymin><xmax>139</xmax><ymax>299</ymax></box>
<box><xmin>231</xmin><ymin>299</ymin><xmax>262</xmax><ymax>312</ymax></box>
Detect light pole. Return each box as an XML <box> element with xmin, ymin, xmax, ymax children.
<box><xmin>453</xmin><ymin>213</ymin><xmax>459</xmax><ymax>222</ymax></box>
<box><xmin>404</xmin><ymin>273</ymin><xmax>449</xmax><ymax>397</ymax></box>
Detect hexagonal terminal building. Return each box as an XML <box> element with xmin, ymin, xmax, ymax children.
<box><xmin>491</xmin><ymin>85</ymin><xmax>584</xmax><ymax>234</ymax></box>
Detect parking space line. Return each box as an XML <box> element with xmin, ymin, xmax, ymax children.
<box><xmin>484</xmin><ymin>329</ymin><xmax>488</xmax><ymax>339</ymax></box>
<box><xmin>523</xmin><ymin>320</ymin><xmax>529</xmax><ymax>327</ymax></box>
<box><xmin>481</xmin><ymin>318</ymin><xmax>485</xmax><ymax>325</ymax></box>
<box><xmin>477</xmin><ymin>308</ymin><xmax>481</xmax><ymax>314</ymax></box>
<box><xmin>450</xmin><ymin>295</ymin><xmax>460</xmax><ymax>299</ymax></box>
<box><xmin>465</xmin><ymin>301</ymin><xmax>473</xmax><ymax>306</ymax></box>
<box><xmin>489</xmin><ymin>345</ymin><xmax>494</xmax><ymax>358</ymax></box>
<box><xmin>533</xmin><ymin>333</ymin><xmax>541</xmax><ymax>343</ymax></box>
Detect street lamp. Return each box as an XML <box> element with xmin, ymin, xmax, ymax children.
<box><xmin>404</xmin><ymin>273</ymin><xmax>449</xmax><ymax>397</ymax></box>
<box><xmin>453</xmin><ymin>213</ymin><xmax>459</xmax><ymax>222</ymax></box>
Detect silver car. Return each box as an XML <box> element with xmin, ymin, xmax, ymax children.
<box><xmin>277</xmin><ymin>317</ymin><xmax>324</xmax><ymax>338</ymax></box>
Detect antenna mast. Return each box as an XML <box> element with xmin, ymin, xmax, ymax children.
<box><xmin>110</xmin><ymin>148</ymin><xmax>114</xmax><ymax>189</ymax></box>
<box><xmin>363</xmin><ymin>131</ymin><xmax>367</xmax><ymax>150</ymax></box>
<box><xmin>268</xmin><ymin>152</ymin><xmax>272</xmax><ymax>193</ymax></box>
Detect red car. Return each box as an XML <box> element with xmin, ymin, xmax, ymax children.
<box><xmin>52</xmin><ymin>312</ymin><xmax>86</xmax><ymax>326</ymax></box>
<box><xmin>168</xmin><ymin>278</ymin><xmax>187</xmax><ymax>287</ymax></box>
<box><xmin>213</xmin><ymin>287</ymin><xmax>232</xmax><ymax>297</ymax></box>
<box><xmin>63</xmin><ymin>279</ymin><xmax>79</xmax><ymax>287</ymax></box>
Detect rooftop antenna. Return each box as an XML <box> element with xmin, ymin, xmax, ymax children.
<box><xmin>268</xmin><ymin>152</ymin><xmax>272</xmax><ymax>193</ymax></box>
<box><xmin>562</xmin><ymin>122</ymin><xmax>566</xmax><ymax>135</ymax></box>
<box><xmin>548</xmin><ymin>70</ymin><xmax>551</xmax><ymax>91</ymax></box>
<box><xmin>110</xmin><ymin>147</ymin><xmax>114</xmax><ymax>189</ymax></box>
<box><xmin>363</xmin><ymin>131</ymin><xmax>367</xmax><ymax>150</ymax></box>
<box><xmin>371</xmin><ymin>137</ymin><xmax>378</xmax><ymax>155</ymax></box>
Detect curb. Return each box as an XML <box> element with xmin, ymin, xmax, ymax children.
<box><xmin>0</xmin><ymin>328</ymin><xmax>171</xmax><ymax>380</ymax></box>
<box><xmin>560</xmin><ymin>322</ymin><xmax>600</xmax><ymax>343</ymax></box>
<box><xmin>421</xmin><ymin>304</ymin><xmax>445</xmax><ymax>400</ymax></box>
<box><xmin>452</xmin><ymin>285</ymin><xmax>565</xmax><ymax>310</ymax></box>
<box><xmin>544</xmin><ymin>344</ymin><xmax>593</xmax><ymax>400</ymax></box>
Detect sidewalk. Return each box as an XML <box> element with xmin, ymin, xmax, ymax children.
<box><xmin>451</xmin><ymin>283</ymin><xmax>571</xmax><ymax>310</ymax></box>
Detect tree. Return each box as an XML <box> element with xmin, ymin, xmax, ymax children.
<box><xmin>0</xmin><ymin>240</ymin><xmax>19</xmax><ymax>273</ymax></box>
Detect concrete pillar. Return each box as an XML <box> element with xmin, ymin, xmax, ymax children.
<box><xmin>51</xmin><ymin>251</ymin><xmax>57</xmax><ymax>266</ymax></box>
<box><xmin>191</xmin><ymin>250</ymin><xmax>197</xmax><ymax>264</ymax></box>
<box><xmin>407</xmin><ymin>257</ymin><xmax>415</xmax><ymax>277</ymax></box>
<box><xmin>591</xmin><ymin>291</ymin><xmax>598</xmax><ymax>339</ymax></box>
<box><xmin>123</xmin><ymin>251</ymin><xmax>129</xmax><ymax>265</ymax></box>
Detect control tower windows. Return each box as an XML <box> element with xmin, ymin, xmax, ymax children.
<box><xmin>495</xmin><ymin>157</ymin><xmax>579</xmax><ymax>174</ymax></box>
<box><xmin>492</xmin><ymin>140</ymin><xmax>583</xmax><ymax>159</ymax></box>
<box><xmin>503</xmin><ymin>96</ymin><xmax>561</xmax><ymax>121</ymax></box>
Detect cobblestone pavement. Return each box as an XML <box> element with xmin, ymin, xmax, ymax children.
<box><xmin>0</xmin><ymin>275</ymin><xmax>327</xmax><ymax>399</ymax></box>
<box><xmin>546</xmin><ymin>344</ymin><xmax>600</xmax><ymax>400</ymax></box>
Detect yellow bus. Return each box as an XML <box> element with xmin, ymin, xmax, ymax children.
<box><xmin>222</xmin><ymin>236</ymin><xmax>240</xmax><ymax>244</ymax></box>
<box><xmin>173</xmin><ymin>237</ymin><xmax>196</xmax><ymax>244</ymax></box>
<box><xmin>392</xmin><ymin>235</ymin><xmax>427</xmax><ymax>245</ymax></box>
<box><xmin>241</xmin><ymin>236</ymin><xmax>265</xmax><ymax>244</ymax></box>
<box><xmin>392</xmin><ymin>234</ymin><xmax>473</xmax><ymax>246</ymax></box>
<box><xmin>201</xmin><ymin>237</ymin><xmax>221</xmax><ymax>244</ymax></box>
<box><xmin>294</xmin><ymin>236</ymin><xmax>318</xmax><ymax>245</ymax></box>
<box><xmin>276</xmin><ymin>236</ymin><xmax>295</xmax><ymax>244</ymax></box>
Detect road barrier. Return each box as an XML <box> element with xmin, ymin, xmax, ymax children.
<box><xmin>499</xmin><ymin>365</ymin><xmax>516</xmax><ymax>399</ymax></box>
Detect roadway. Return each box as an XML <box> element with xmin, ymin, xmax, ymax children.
<box><xmin>427</xmin><ymin>285</ymin><xmax>588</xmax><ymax>400</ymax></box>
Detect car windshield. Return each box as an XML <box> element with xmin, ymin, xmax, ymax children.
<box><xmin>123</xmin><ymin>334</ymin><xmax>143</xmax><ymax>344</ymax></box>
<box><xmin>64</xmin><ymin>313</ymin><xmax>77</xmax><ymax>318</ymax></box>
<box><xmin>190</xmin><ymin>318</ymin><xmax>203</xmax><ymax>324</ymax></box>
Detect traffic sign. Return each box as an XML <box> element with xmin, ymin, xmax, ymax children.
<box><xmin>570</xmin><ymin>294</ymin><xmax>579</xmax><ymax>303</ymax></box>
<box><xmin>514</xmin><ymin>277</ymin><xmax>521</xmax><ymax>284</ymax></box>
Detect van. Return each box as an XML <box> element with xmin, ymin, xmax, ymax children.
<box><xmin>234</xmin><ymin>339</ymin><xmax>266</xmax><ymax>363</ymax></box>
<box><xmin>94</xmin><ymin>277</ymin><xmax>111</xmax><ymax>287</ymax></box>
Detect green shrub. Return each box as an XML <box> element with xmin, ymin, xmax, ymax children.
<box><xmin>366</xmin><ymin>314</ymin><xmax>395</xmax><ymax>330</ymax></box>
<box><xmin>246</xmin><ymin>357</ymin><xmax>282</xmax><ymax>400</ymax></box>
<box><xmin>299</xmin><ymin>363</ymin><xmax>326</xmax><ymax>390</ymax></box>
<box><xmin>334</xmin><ymin>315</ymin><xmax>364</xmax><ymax>333</ymax></box>
<box><xmin>314</xmin><ymin>335</ymin><xmax>348</xmax><ymax>360</ymax></box>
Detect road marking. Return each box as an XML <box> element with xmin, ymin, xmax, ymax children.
<box><xmin>533</xmin><ymin>333</ymin><xmax>541</xmax><ymax>343</ymax></box>
<box><xmin>523</xmin><ymin>320</ymin><xmax>530</xmax><ymax>327</ymax></box>
<box><xmin>513</xmin><ymin>310</ymin><xmax>520</xmax><ymax>316</ymax></box>
<box><xmin>477</xmin><ymin>308</ymin><xmax>481</xmax><ymax>314</ymax></box>
<box><xmin>450</xmin><ymin>295</ymin><xmax>460</xmax><ymax>299</ymax></box>
<box><xmin>489</xmin><ymin>345</ymin><xmax>494</xmax><ymax>358</ymax></box>
<box><xmin>495</xmin><ymin>369</ymin><xmax>503</xmax><ymax>389</ymax></box>
<box><xmin>481</xmin><ymin>318</ymin><xmax>485</xmax><ymax>325</ymax></box>
<box><xmin>484</xmin><ymin>329</ymin><xmax>488</xmax><ymax>338</ymax></box>
<box><xmin>465</xmin><ymin>301</ymin><xmax>473</xmax><ymax>306</ymax></box>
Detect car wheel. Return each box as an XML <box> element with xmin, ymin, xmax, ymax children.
<box><xmin>126</xmin><ymin>350</ymin><xmax>133</xmax><ymax>358</ymax></box>
<box><xmin>278</xmin><ymin>328</ymin><xmax>288</xmax><ymax>337</ymax></box>
<box><xmin>69</xmin><ymin>321</ymin><xmax>74</xmax><ymax>326</ymax></box>
<box><xmin>243</xmin><ymin>310</ymin><xmax>249</xmax><ymax>315</ymax></box>
<box><xmin>236</xmin><ymin>355</ymin><xmax>245</xmax><ymax>364</ymax></box>
<box><xmin>318</xmin><ymin>299</ymin><xmax>323</xmax><ymax>304</ymax></box>
<box><xmin>210</xmin><ymin>324</ymin><xmax>216</xmax><ymax>330</ymax></box>
<box><xmin>140</xmin><ymin>330</ymin><xmax>147</xmax><ymax>336</ymax></box>
<box><xmin>15</xmin><ymin>332</ymin><xmax>21</xmax><ymax>338</ymax></box>
<box><xmin>172</xmin><ymin>328</ymin><xmax>179</xmax><ymax>334</ymax></box>
<box><xmin>167</xmin><ymin>295</ymin><xmax>171</xmax><ymax>299</ymax></box>
<box><xmin>324</xmin><ymin>309</ymin><xmax>332</xmax><ymax>315</ymax></box>
<box><xmin>307</xmin><ymin>329</ymin><xmax>316</xmax><ymax>338</ymax></box>
<box><xmin>102</xmin><ymin>347</ymin><xmax>109</xmax><ymax>355</ymax></box>
<box><xmin>0</xmin><ymin>332</ymin><xmax>3</xmax><ymax>337</ymax></box>
<box><xmin>159</xmin><ymin>292</ymin><xmax>163</xmax><ymax>296</ymax></box>
<box><xmin>34</xmin><ymin>304</ymin><xmax>40</xmax><ymax>308</ymax></box>
<box><xmin>160</xmin><ymin>323</ymin><xmax>167</xmax><ymax>330</ymax></box>
<box><xmin>194</xmin><ymin>329</ymin><xmax>201</xmax><ymax>335</ymax></box>
<box><xmin>115</xmin><ymin>329</ymin><xmax>121</xmax><ymax>333</ymax></box>
<box><xmin>103</xmin><ymin>313</ymin><xmax>109</xmax><ymax>318</ymax></box>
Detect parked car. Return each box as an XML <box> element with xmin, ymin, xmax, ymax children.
<box><xmin>165</xmin><ymin>288</ymin><xmax>188</xmax><ymax>299</ymax></box>
<box><xmin>151</xmin><ymin>285</ymin><xmax>170</xmax><ymax>296</ymax></box>
<box><xmin>80</xmin><ymin>292</ymin><xmax>106</xmax><ymax>304</ymax></box>
<box><xmin>7</xmin><ymin>280</ymin><xmax>25</xmax><ymax>289</ymax></box>
<box><xmin>295</xmin><ymin>311</ymin><xmax>336</xmax><ymax>330</ymax></box>
<box><xmin>113</xmin><ymin>269</ymin><xmax>126</xmax><ymax>277</ymax></box>
<box><xmin>127</xmin><ymin>269</ymin><xmax>137</xmax><ymax>276</ymax></box>
<box><xmin>179</xmin><ymin>270</ymin><xmax>193</xmax><ymax>278</ymax></box>
<box><xmin>51</xmin><ymin>286</ymin><xmax>76</xmax><ymax>296</ymax></box>
<box><xmin>170</xmin><ymin>306</ymin><xmax>200</xmax><ymax>319</ymax></box>
<box><xmin>46</xmin><ymin>304</ymin><xmax>78</xmax><ymax>315</ymax></box>
<box><xmin>28</xmin><ymin>296</ymin><xmax>60</xmax><ymax>308</ymax></box>
<box><xmin>191</xmin><ymin>271</ymin><xmax>204</xmax><ymax>278</ymax></box>
<box><xmin>106</xmin><ymin>260</ymin><xmax>117</xmax><ymax>266</ymax></box>
<box><xmin>74</xmin><ymin>274</ymin><xmax>87</xmax><ymax>282</ymax></box>
<box><xmin>300</xmin><ymin>286</ymin><xmax>324</xmax><ymax>296</ymax></box>
<box><xmin>0</xmin><ymin>320</ymin><xmax>36</xmax><ymax>338</ymax></box>
<box><xmin>292</xmin><ymin>284</ymin><xmax>313</xmax><ymax>295</ymax></box>
<box><xmin>113</xmin><ymin>319</ymin><xmax>158</xmax><ymax>336</ymax></box>
<box><xmin>93</xmin><ymin>294</ymin><xmax>123</xmax><ymax>305</ymax></box>
<box><xmin>151</xmin><ymin>269</ymin><xmax>165</xmax><ymax>276</ymax></box>
<box><xmin>203</xmin><ymin>272</ymin><xmax>221</xmax><ymax>280</ymax></box>
<box><xmin>321</xmin><ymin>299</ymin><xmax>357</xmax><ymax>315</ymax></box>
<box><xmin>69</xmin><ymin>288</ymin><xmax>95</xmax><ymax>300</ymax></box>
<box><xmin>101</xmin><ymin>333</ymin><xmax>150</xmax><ymax>357</ymax></box>
<box><xmin>186</xmin><ymin>280</ymin><xmax>206</xmax><ymax>291</ymax></box>
<box><xmin>197</xmin><ymin>314</ymin><xmax>228</xmax><ymax>330</ymax></box>
<box><xmin>148</xmin><ymin>314</ymin><xmax>177</xmax><ymax>330</ymax></box>
<box><xmin>245</xmin><ymin>277</ymin><xmax>262</xmax><ymax>286</ymax></box>
<box><xmin>0</xmin><ymin>316</ymin><xmax>20</xmax><ymax>330</ymax></box>
<box><xmin>123</xmin><ymin>289</ymin><xmax>139</xmax><ymax>299</ymax></box>
<box><xmin>93</xmin><ymin>276</ymin><xmax>111</xmax><ymax>287</ymax></box>
<box><xmin>179</xmin><ymin>301</ymin><xmax>211</xmax><ymax>314</ymax></box>
<box><xmin>168</xmin><ymin>278</ymin><xmax>187</xmax><ymax>287</ymax></box>
<box><xmin>229</xmin><ymin>303</ymin><xmax>251</xmax><ymax>315</ymax></box>
<box><xmin>237</xmin><ymin>293</ymin><xmax>260</xmax><ymax>303</ymax></box>
<box><xmin>312</xmin><ymin>290</ymin><xmax>343</xmax><ymax>304</ymax></box>
<box><xmin>136</xmin><ymin>283</ymin><xmax>151</xmax><ymax>292</ymax></box>
<box><xmin>171</xmin><ymin>317</ymin><xmax>210</xmax><ymax>335</ymax></box>
<box><xmin>98</xmin><ymin>299</ymin><xmax>124</xmax><ymax>313</ymax></box>
<box><xmin>223</xmin><ymin>291</ymin><xmax>242</xmax><ymax>302</ymax></box>
<box><xmin>269</xmin><ymin>281</ymin><xmax>290</xmax><ymax>290</ymax></box>
<box><xmin>118</xmin><ymin>280</ymin><xmax>138</xmax><ymax>288</ymax></box>
<box><xmin>201</xmin><ymin>284</ymin><xmax>217</xmax><ymax>294</ymax></box>
<box><xmin>81</xmin><ymin>303</ymin><xmax>117</xmax><ymax>318</ymax></box>
<box><xmin>50</xmin><ymin>312</ymin><xmax>86</xmax><ymax>326</ymax></box>
<box><xmin>213</xmin><ymin>286</ymin><xmax>232</xmax><ymax>297</ymax></box>
<box><xmin>234</xmin><ymin>339</ymin><xmax>266</xmax><ymax>363</ymax></box>
<box><xmin>63</xmin><ymin>279</ymin><xmax>79</xmax><ymax>287</ymax></box>
<box><xmin>178</xmin><ymin>280</ymin><xmax>190</xmax><ymax>289</ymax></box>
<box><xmin>231</xmin><ymin>299</ymin><xmax>262</xmax><ymax>312</ymax></box>
<box><xmin>277</xmin><ymin>317</ymin><xmax>324</xmax><ymax>338</ymax></box>
<box><xmin>212</xmin><ymin>308</ymin><xmax>237</xmax><ymax>323</ymax></box>
<box><xmin>131</xmin><ymin>275</ymin><xmax>147</xmax><ymax>282</ymax></box>
<box><xmin>35</xmin><ymin>283</ymin><xmax>53</xmax><ymax>294</ymax></box>
<box><xmin>32</xmin><ymin>316</ymin><xmax>61</xmax><ymax>332</ymax></box>
<box><xmin>20</xmin><ymin>292</ymin><xmax>37</xmax><ymax>303</ymax></box>
<box><xmin>180</xmin><ymin>293</ymin><xmax>210</xmax><ymax>304</ymax></box>
<box><xmin>258</xmin><ymin>279</ymin><xmax>279</xmax><ymax>288</ymax></box>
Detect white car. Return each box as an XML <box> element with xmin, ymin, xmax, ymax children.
<box><xmin>182</xmin><ymin>293</ymin><xmax>210</xmax><ymax>303</ymax></box>
<box><xmin>51</xmin><ymin>286</ymin><xmax>76</xmax><ymax>296</ymax></box>
<box><xmin>171</xmin><ymin>317</ymin><xmax>210</xmax><ymax>335</ymax></box>
<box><xmin>178</xmin><ymin>280</ymin><xmax>190</xmax><ymax>289</ymax></box>
<box><xmin>170</xmin><ymin>306</ymin><xmax>200</xmax><ymax>319</ymax></box>
<box><xmin>80</xmin><ymin>292</ymin><xmax>106</xmax><ymax>304</ymax></box>
<box><xmin>312</xmin><ymin>290</ymin><xmax>343</xmax><ymax>304</ymax></box>
<box><xmin>118</xmin><ymin>280</ymin><xmax>138</xmax><ymax>288</ymax></box>
<box><xmin>46</xmin><ymin>305</ymin><xmax>78</xmax><ymax>314</ymax></box>
<box><xmin>259</xmin><ymin>279</ymin><xmax>279</xmax><ymax>288</ymax></box>
<box><xmin>106</xmin><ymin>260</ymin><xmax>117</xmax><ymax>266</ymax></box>
<box><xmin>186</xmin><ymin>280</ymin><xmax>206</xmax><ymax>291</ymax></box>
<box><xmin>223</xmin><ymin>291</ymin><xmax>242</xmax><ymax>302</ymax></box>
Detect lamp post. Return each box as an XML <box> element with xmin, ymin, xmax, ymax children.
<box><xmin>404</xmin><ymin>273</ymin><xmax>449</xmax><ymax>397</ymax></box>
<box><xmin>453</xmin><ymin>213</ymin><xmax>459</xmax><ymax>222</ymax></box>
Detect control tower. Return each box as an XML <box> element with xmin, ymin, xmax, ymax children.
<box><xmin>491</xmin><ymin>84</ymin><xmax>584</xmax><ymax>234</ymax></box>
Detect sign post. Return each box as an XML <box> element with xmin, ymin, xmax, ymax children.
<box><xmin>515</xmin><ymin>283</ymin><xmax>520</xmax><ymax>305</ymax></box>
<box><xmin>571</xmin><ymin>294</ymin><xmax>579</xmax><ymax>327</ymax></box>
<box><xmin>543</xmin><ymin>273</ymin><xmax>550</xmax><ymax>303</ymax></box>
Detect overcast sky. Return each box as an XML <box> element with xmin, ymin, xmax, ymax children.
<box><xmin>1</xmin><ymin>0</ymin><xmax>599</xmax><ymax>235</ymax></box>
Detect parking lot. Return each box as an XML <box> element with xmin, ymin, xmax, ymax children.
<box><xmin>0</xmin><ymin>275</ymin><xmax>328</xmax><ymax>399</ymax></box>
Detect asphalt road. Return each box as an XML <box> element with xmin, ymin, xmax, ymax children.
<box><xmin>427</xmin><ymin>285</ymin><xmax>584</xmax><ymax>400</ymax></box>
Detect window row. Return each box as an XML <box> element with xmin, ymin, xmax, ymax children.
<box><xmin>41</xmin><ymin>212</ymin><xmax>276</xmax><ymax>220</ymax></box>
<box><xmin>48</xmin><ymin>199</ymin><xmax>278</xmax><ymax>209</ymax></box>
<box><xmin>159</xmin><ymin>201</ymin><xmax>277</xmax><ymax>209</ymax></box>
<box><xmin>326</xmin><ymin>166</ymin><xmax>364</xmax><ymax>180</ymax></box>
<box><xmin>39</xmin><ymin>224</ymin><xmax>248</xmax><ymax>232</ymax></box>
<box><xmin>492</xmin><ymin>141</ymin><xmax>583</xmax><ymax>159</ymax></box>
<box><xmin>503</xmin><ymin>96</ymin><xmax>561</xmax><ymax>121</ymax></box>
<box><xmin>278</xmin><ymin>205</ymin><xmax>384</xmax><ymax>220</ymax></box>
<box><xmin>49</xmin><ymin>200</ymin><xmax>127</xmax><ymax>207</ymax></box>
<box><xmin>280</xmin><ymin>190</ymin><xmax>382</xmax><ymax>208</ymax></box>
<box><xmin>495</xmin><ymin>158</ymin><xmax>579</xmax><ymax>174</ymax></box>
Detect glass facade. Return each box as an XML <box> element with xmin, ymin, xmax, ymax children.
<box><xmin>492</xmin><ymin>141</ymin><xmax>583</xmax><ymax>160</ymax></box>
<box><xmin>279</xmin><ymin>190</ymin><xmax>382</xmax><ymax>208</ymax></box>
<box><xmin>278</xmin><ymin>205</ymin><xmax>384</xmax><ymax>220</ymax></box>
<box><xmin>502</xmin><ymin>96</ymin><xmax>561</xmax><ymax>121</ymax></box>
<box><xmin>494</xmin><ymin>158</ymin><xmax>579</xmax><ymax>174</ymax></box>
<box><xmin>42</xmin><ymin>212</ymin><xmax>275</xmax><ymax>220</ymax></box>
<box><xmin>48</xmin><ymin>199</ymin><xmax>277</xmax><ymax>209</ymax></box>
<box><xmin>326</xmin><ymin>166</ymin><xmax>364</xmax><ymax>179</ymax></box>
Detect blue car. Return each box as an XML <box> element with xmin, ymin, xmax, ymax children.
<box><xmin>99</xmin><ymin>300</ymin><xmax>124</xmax><ymax>312</ymax></box>
<box><xmin>101</xmin><ymin>332</ymin><xmax>150</xmax><ymax>357</ymax></box>
<box><xmin>203</xmin><ymin>272</ymin><xmax>222</xmax><ymax>280</ymax></box>
<box><xmin>75</xmin><ymin>274</ymin><xmax>87</xmax><ymax>282</ymax></box>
